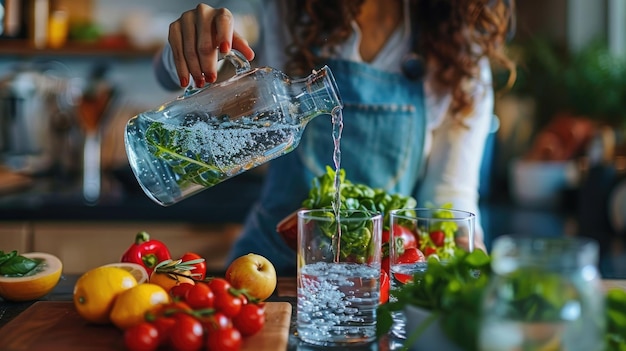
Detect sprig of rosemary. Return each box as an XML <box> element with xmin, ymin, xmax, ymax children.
<box><xmin>144</xmin><ymin>122</ymin><xmax>224</xmax><ymax>188</ymax></box>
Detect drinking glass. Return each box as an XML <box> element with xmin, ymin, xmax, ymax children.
<box><xmin>296</xmin><ymin>209</ymin><xmax>382</xmax><ymax>347</ymax></box>
<box><xmin>479</xmin><ymin>235</ymin><xmax>605</xmax><ymax>351</ymax></box>
<box><xmin>388</xmin><ymin>207</ymin><xmax>476</xmax><ymax>339</ymax></box>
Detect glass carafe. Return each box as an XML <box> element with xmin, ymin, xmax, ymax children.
<box><xmin>124</xmin><ymin>50</ymin><xmax>342</xmax><ymax>206</ymax></box>
<box><xmin>479</xmin><ymin>235</ymin><xmax>606</xmax><ymax>351</ymax></box>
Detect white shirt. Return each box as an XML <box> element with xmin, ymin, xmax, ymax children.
<box><xmin>159</xmin><ymin>0</ymin><xmax>493</xmax><ymax>236</ymax></box>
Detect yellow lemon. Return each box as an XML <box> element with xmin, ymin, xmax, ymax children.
<box><xmin>110</xmin><ymin>283</ymin><xmax>170</xmax><ymax>330</ymax></box>
<box><xmin>102</xmin><ymin>262</ymin><xmax>149</xmax><ymax>284</ymax></box>
<box><xmin>73</xmin><ymin>266</ymin><xmax>137</xmax><ymax>324</ymax></box>
<box><xmin>0</xmin><ymin>252</ymin><xmax>63</xmax><ymax>302</ymax></box>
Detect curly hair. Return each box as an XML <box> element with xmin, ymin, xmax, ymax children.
<box><xmin>283</xmin><ymin>0</ymin><xmax>516</xmax><ymax>118</ymax></box>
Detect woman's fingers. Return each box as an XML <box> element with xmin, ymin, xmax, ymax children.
<box><xmin>168</xmin><ymin>4</ymin><xmax>255</xmax><ymax>88</ymax></box>
<box><xmin>233</xmin><ymin>32</ymin><xmax>255</xmax><ymax>61</ymax></box>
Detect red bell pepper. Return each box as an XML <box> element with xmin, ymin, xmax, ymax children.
<box><xmin>121</xmin><ymin>231</ymin><xmax>171</xmax><ymax>275</ymax></box>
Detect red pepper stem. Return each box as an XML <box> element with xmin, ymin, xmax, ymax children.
<box><xmin>135</xmin><ymin>231</ymin><xmax>151</xmax><ymax>245</ymax></box>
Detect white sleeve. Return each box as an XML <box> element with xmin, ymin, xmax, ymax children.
<box><xmin>417</xmin><ymin>57</ymin><xmax>494</xmax><ymax>238</ymax></box>
<box><xmin>153</xmin><ymin>44</ymin><xmax>181</xmax><ymax>91</ymax></box>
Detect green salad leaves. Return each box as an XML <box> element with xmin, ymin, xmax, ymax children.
<box><xmin>301</xmin><ymin>166</ymin><xmax>417</xmax><ymax>261</ymax></box>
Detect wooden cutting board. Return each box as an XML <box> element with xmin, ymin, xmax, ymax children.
<box><xmin>0</xmin><ymin>301</ymin><xmax>292</xmax><ymax>351</ymax></box>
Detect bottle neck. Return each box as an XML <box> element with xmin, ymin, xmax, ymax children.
<box><xmin>290</xmin><ymin>65</ymin><xmax>343</xmax><ymax>124</ymax></box>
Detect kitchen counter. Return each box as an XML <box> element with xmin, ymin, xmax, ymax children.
<box><xmin>1</xmin><ymin>274</ymin><xmax>625</xmax><ymax>351</ymax></box>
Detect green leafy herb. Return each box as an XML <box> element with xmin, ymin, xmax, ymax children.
<box><xmin>377</xmin><ymin>249</ymin><xmax>626</xmax><ymax>351</ymax></box>
<box><xmin>0</xmin><ymin>250</ymin><xmax>41</xmax><ymax>277</ymax></box>
<box><xmin>144</xmin><ymin>122</ymin><xmax>224</xmax><ymax>188</ymax></box>
<box><xmin>606</xmin><ymin>288</ymin><xmax>626</xmax><ymax>351</ymax></box>
<box><xmin>377</xmin><ymin>249</ymin><xmax>491</xmax><ymax>350</ymax></box>
<box><xmin>302</xmin><ymin>166</ymin><xmax>417</xmax><ymax>261</ymax></box>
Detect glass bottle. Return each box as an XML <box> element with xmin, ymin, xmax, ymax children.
<box><xmin>124</xmin><ymin>50</ymin><xmax>343</xmax><ymax>206</ymax></box>
<box><xmin>479</xmin><ymin>235</ymin><xmax>606</xmax><ymax>351</ymax></box>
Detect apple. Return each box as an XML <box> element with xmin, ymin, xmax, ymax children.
<box><xmin>225</xmin><ymin>253</ymin><xmax>277</xmax><ymax>301</ymax></box>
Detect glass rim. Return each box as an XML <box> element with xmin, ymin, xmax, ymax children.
<box><xmin>389</xmin><ymin>207</ymin><xmax>476</xmax><ymax>221</ymax></box>
<box><xmin>492</xmin><ymin>234</ymin><xmax>599</xmax><ymax>251</ymax></box>
<box><xmin>297</xmin><ymin>208</ymin><xmax>382</xmax><ymax>222</ymax></box>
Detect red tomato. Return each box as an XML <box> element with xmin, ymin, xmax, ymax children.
<box><xmin>379</xmin><ymin>270</ymin><xmax>390</xmax><ymax>304</ymax></box>
<box><xmin>381</xmin><ymin>256</ymin><xmax>390</xmax><ymax>276</ymax></box>
<box><xmin>169</xmin><ymin>283</ymin><xmax>194</xmax><ymax>301</ymax></box>
<box><xmin>424</xmin><ymin>246</ymin><xmax>437</xmax><ymax>257</ymax></box>
<box><xmin>184</xmin><ymin>282</ymin><xmax>215</xmax><ymax>309</ymax></box>
<box><xmin>206</xmin><ymin>327</ymin><xmax>242</xmax><ymax>351</ymax></box>
<box><xmin>151</xmin><ymin>316</ymin><xmax>176</xmax><ymax>345</ymax></box>
<box><xmin>169</xmin><ymin>314</ymin><xmax>204</xmax><ymax>351</ymax></box>
<box><xmin>233</xmin><ymin>303</ymin><xmax>266</xmax><ymax>336</ymax></box>
<box><xmin>393</xmin><ymin>272</ymin><xmax>414</xmax><ymax>285</ymax></box>
<box><xmin>207</xmin><ymin>278</ymin><xmax>232</xmax><ymax>295</ymax></box>
<box><xmin>398</xmin><ymin>247</ymin><xmax>425</xmax><ymax>264</ymax></box>
<box><xmin>429</xmin><ymin>230</ymin><xmax>445</xmax><ymax>247</ymax></box>
<box><xmin>124</xmin><ymin>322</ymin><xmax>160</xmax><ymax>351</ymax></box>
<box><xmin>200</xmin><ymin>311</ymin><xmax>232</xmax><ymax>332</ymax></box>
<box><xmin>180</xmin><ymin>252</ymin><xmax>207</xmax><ymax>280</ymax></box>
<box><xmin>382</xmin><ymin>224</ymin><xmax>417</xmax><ymax>264</ymax></box>
<box><xmin>213</xmin><ymin>290</ymin><xmax>243</xmax><ymax>318</ymax></box>
<box><xmin>382</xmin><ymin>224</ymin><xmax>417</xmax><ymax>252</ymax></box>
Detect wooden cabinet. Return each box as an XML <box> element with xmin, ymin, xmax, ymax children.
<box><xmin>0</xmin><ymin>221</ymin><xmax>242</xmax><ymax>274</ymax></box>
<box><xmin>0</xmin><ymin>222</ymin><xmax>32</xmax><ymax>253</ymax></box>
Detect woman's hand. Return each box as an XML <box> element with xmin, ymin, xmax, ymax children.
<box><xmin>168</xmin><ymin>4</ymin><xmax>256</xmax><ymax>88</ymax></box>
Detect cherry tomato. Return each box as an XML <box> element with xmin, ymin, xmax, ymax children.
<box><xmin>124</xmin><ymin>322</ymin><xmax>160</xmax><ymax>351</ymax></box>
<box><xmin>398</xmin><ymin>247</ymin><xmax>425</xmax><ymax>264</ymax></box>
<box><xmin>200</xmin><ymin>311</ymin><xmax>232</xmax><ymax>332</ymax></box>
<box><xmin>151</xmin><ymin>316</ymin><xmax>176</xmax><ymax>345</ymax></box>
<box><xmin>381</xmin><ymin>256</ymin><xmax>390</xmax><ymax>276</ymax></box>
<box><xmin>180</xmin><ymin>252</ymin><xmax>207</xmax><ymax>280</ymax></box>
<box><xmin>169</xmin><ymin>283</ymin><xmax>194</xmax><ymax>301</ymax></box>
<box><xmin>185</xmin><ymin>282</ymin><xmax>215</xmax><ymax>309</ymax></box>
<box><xmin>206</xmin><ymin>327</ymin><xmax>242</xmax><ymax>351</ymax></box>
<box><xmin>213</xmin><ymin>289</ymin><xmax>243</xmax><ymax>318</ymax></box>
<box><xmin>382</xmin><ymin>224</ymin><xmax>417</xmax><ymax>252</ymax></box>
<box><xmin>169</xmin><ymin>314</ymin><xmax>204</xmax><ymax>351</ymax></box>
<box><xmin>207</xmin><ymin>278</ymin><xmax>232</xmax><ymax>295</ymax></box>
<box><xmin>429</xmin><ymin>230</ymin><xmax>445</xmax><ymax>247</ymax></box>
<box><xmin>423</xmin><ymin>246</ymin><xmax>437</xmax><ymax>257</ymax></box>
<box><xmin>379</xmin><ymin>270</ymin><xmax>390</xmax><ymax>304</ymax></box>
<box><xmin>232</xmin><ymin>303</ymin><xmax>265</xmax><ymax>336</ymax></box>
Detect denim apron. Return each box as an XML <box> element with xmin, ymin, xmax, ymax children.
<box><xmin>227</xmin><ymin>59</ymin><xmax>426</xmax><ymax>275</ymax></box>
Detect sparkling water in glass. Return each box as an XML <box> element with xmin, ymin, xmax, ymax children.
<box><xmin>296</xmin><ymin>209</ymin><xmax>382</xmax><ymax>347</ymax></box>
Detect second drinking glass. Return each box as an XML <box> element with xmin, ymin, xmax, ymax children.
<box><xmin>387</xmin><ymin>207</ymin><xmax>476</xmax><ymax>339</ymax></box>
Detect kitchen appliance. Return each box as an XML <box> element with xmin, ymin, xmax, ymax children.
<box><xmin>0</xmin><ymin>63</ymin><xmax>79</xmax><ymax>175</ymax></box>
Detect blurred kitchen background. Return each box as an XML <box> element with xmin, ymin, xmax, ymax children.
<box><xmin>0</xmin><ymin>0</ymin><xmax>624</xmax><ymax>277</ymax></box>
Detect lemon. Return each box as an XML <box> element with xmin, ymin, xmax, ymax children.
<box><xmin>73</xmin><ymin>266</ymin><xmax>137</xmax><ymax>324</ymax></box>
<box><xmin>110</xmin><ymin>283</ymin><xmax>170</xmax><ymax>330</ymax></box>
<box><xmin>0</xmin><ymin>252</ymin><xmax>63</xmax><ymax>302</ymax></box>
<box><xmin>102</xmin><ymin>262</ymin><xmax>149</xmax><ymax>284</ymax></box>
